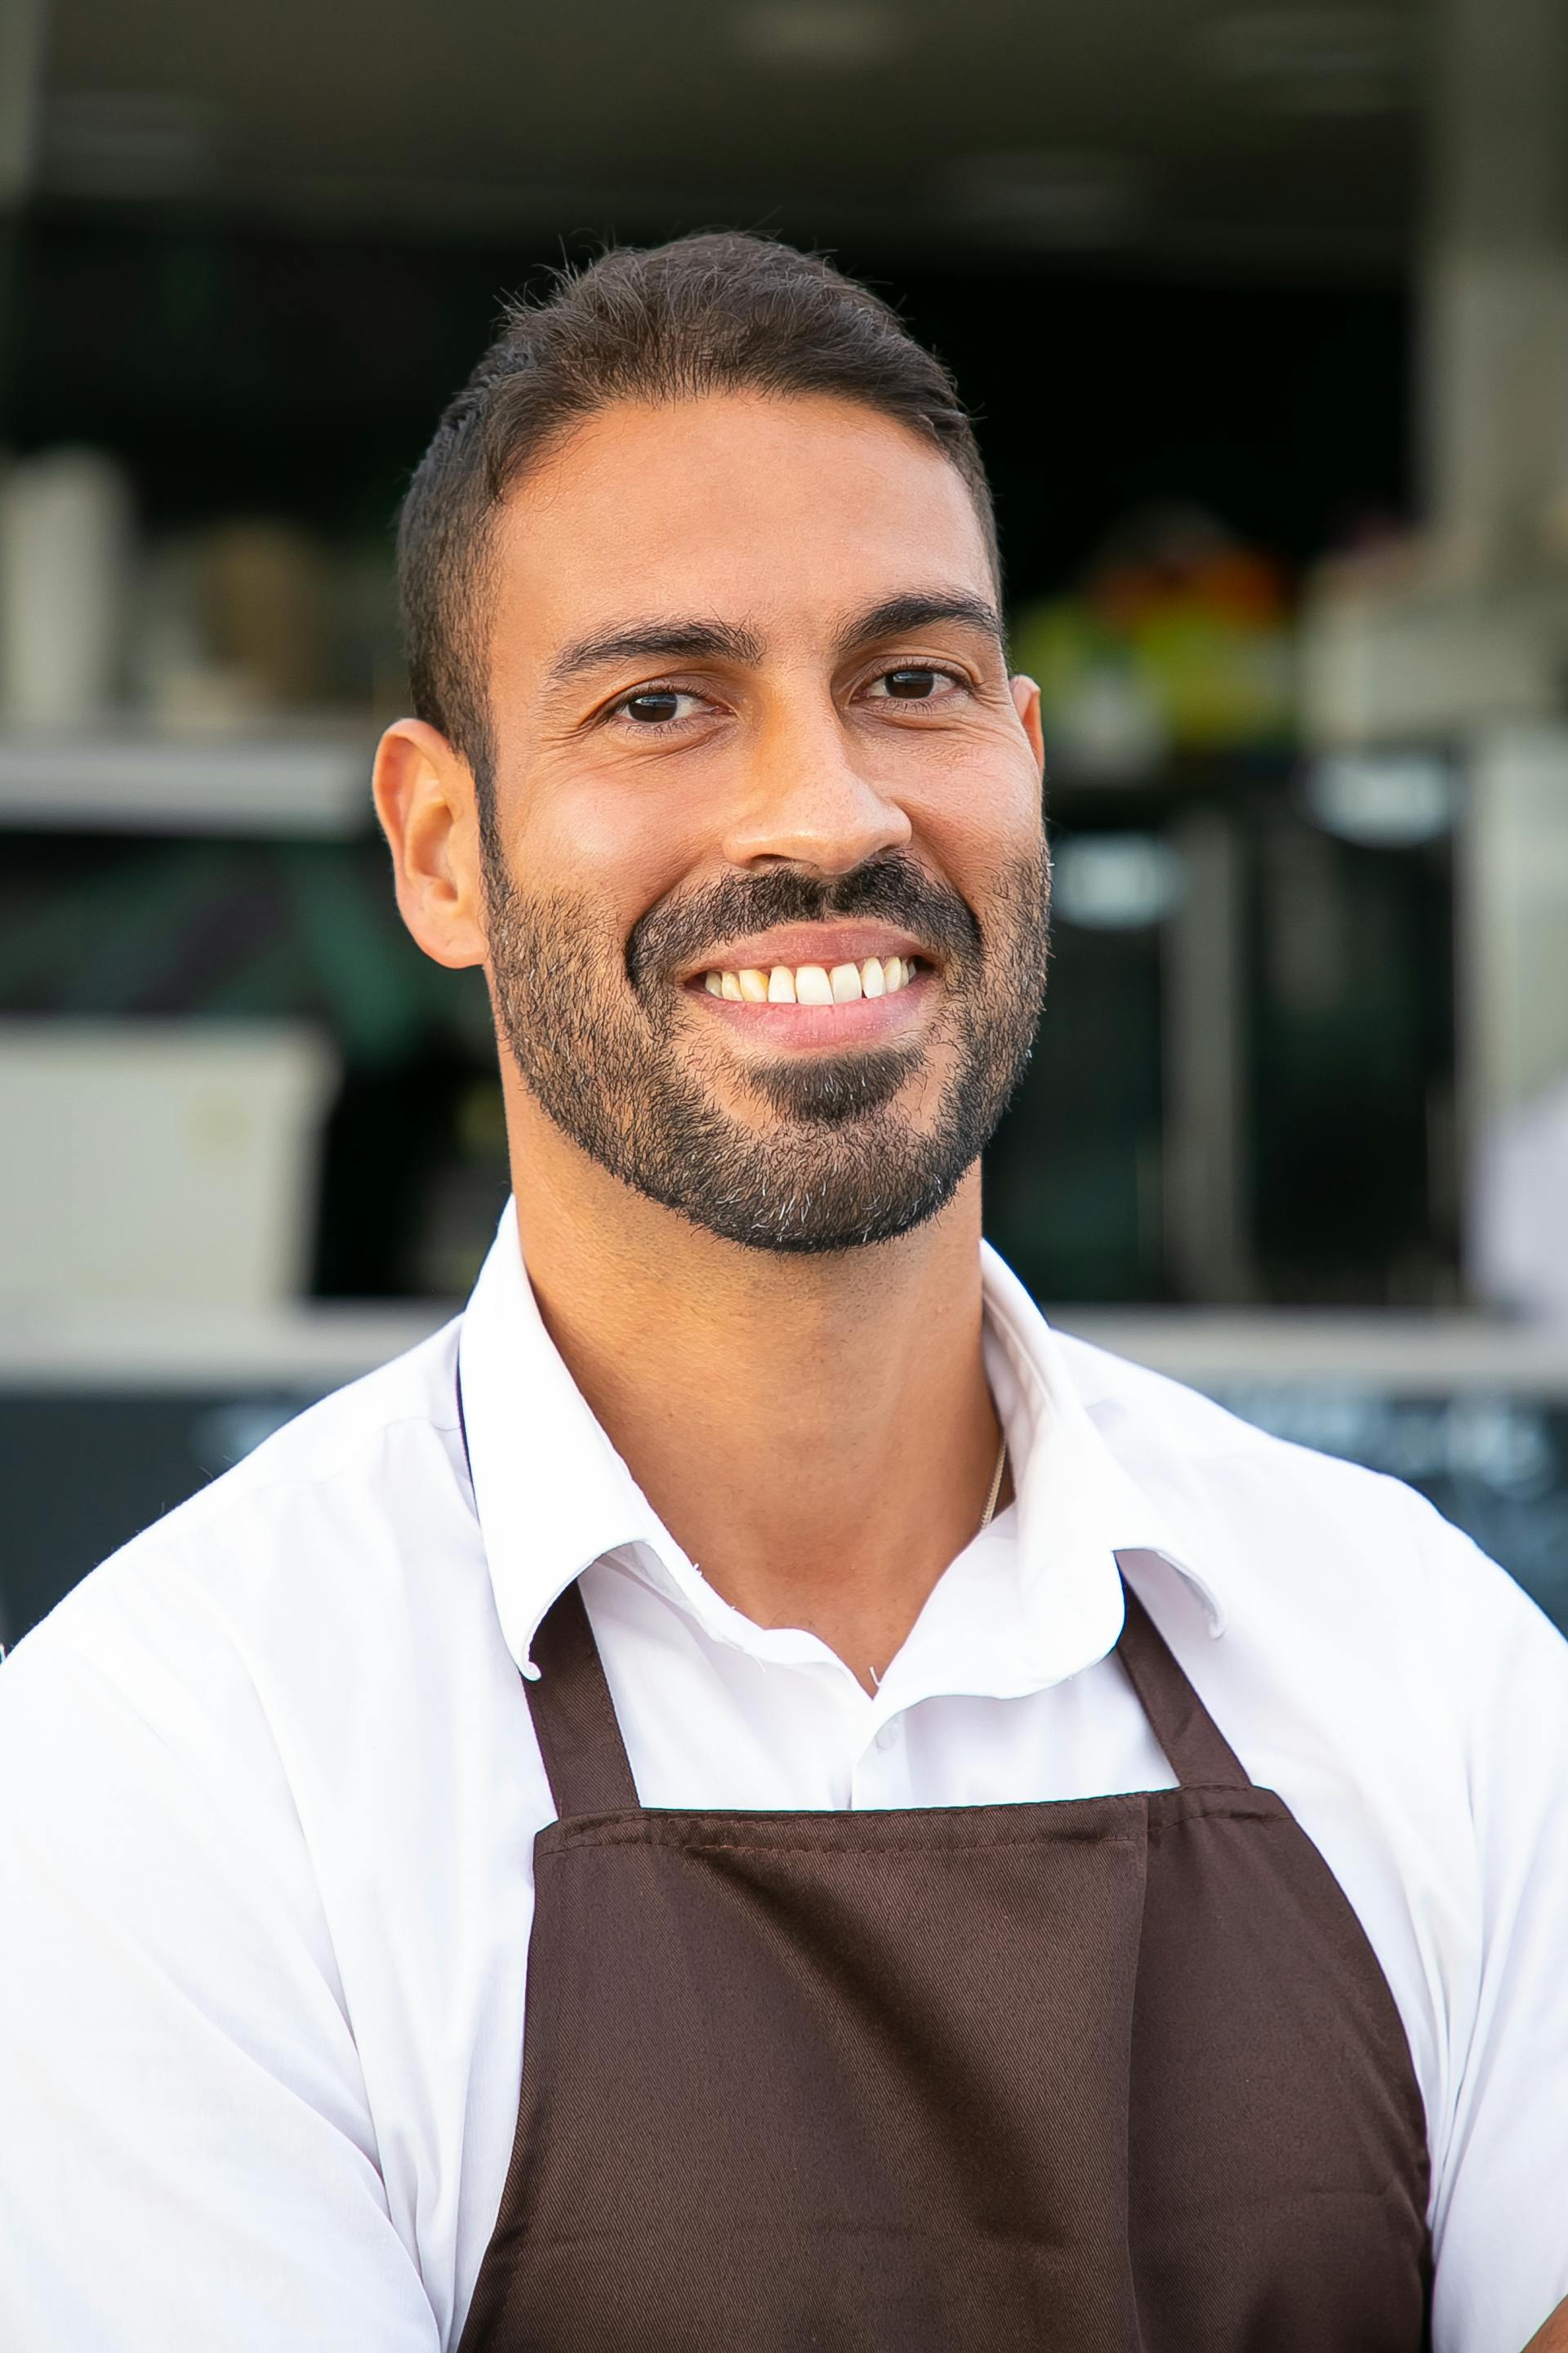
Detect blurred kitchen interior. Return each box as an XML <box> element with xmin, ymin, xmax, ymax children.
<box><xmin>2</xmin><ymin>0</ymin><xmax>1567</xmax><ymax>1637</ymax></box>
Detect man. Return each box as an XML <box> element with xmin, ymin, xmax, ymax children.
<box><xmin>0</xmin><ymin>233</ymin><xmax>1565</xmax><ymax>2351</ymax></box>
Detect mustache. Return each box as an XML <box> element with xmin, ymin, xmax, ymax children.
<box><xmin>626</xmin><ymin>854</ymin><xmax>984</xmax><ymax>992</ymax></box>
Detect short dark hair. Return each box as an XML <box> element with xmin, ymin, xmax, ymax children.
<box><xmin>397</xmin><ymin>231</ymin><xmax>997</xmax><ymax>804</ymax></box>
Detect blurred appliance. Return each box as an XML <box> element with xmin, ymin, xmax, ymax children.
<box><xmin>985</xmin><ymin>768</ymin><xmax>1459</xmax><ymax>1312</ymax></box>
<box><xmin>1294</xmin><ymin>0</ymin><xmax>1568</xmax><ymax>1318</ymax></box>
<box><xmin>1464</xmin><ymin>724</ymin><xmax>1568</xmax><ymax>1321</ymax></box>
<box><xmin>986</xmin><ymin>814</ymin><xmax>1172</xmax><ymax>1304</ymax></box>
<box><xmin>1300</xmin><ymin>0</ymin><xmax>1568</xmax><ymax>748</ymax></box>
<box><xmin>0</xmin><ymin>1019</ymin><xmax>338</xmax><ymax>1310</ymax></box>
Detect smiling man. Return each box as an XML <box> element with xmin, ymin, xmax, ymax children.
<box><xmin>1</xmin><ymin>234</ymin><xmax>1566</xmax><ymax>2352</ymax></box>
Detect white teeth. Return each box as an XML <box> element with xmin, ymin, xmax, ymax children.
<box><xmin>703</xmin><ymin>956</ymin><xmax>918</xmax><ymax>1004</ymax></box>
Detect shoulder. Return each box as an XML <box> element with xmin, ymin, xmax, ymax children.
<box><xmin>144</xmin><ymin>1311</ymin><xmax>467</xmax><ymax>1549</ymax></box>
<box><xmin>1050</xmin><ymin>1325</ymin><xmax>1568</xmax><ymax>1872</ymax></box>
<box><xmin>1054</xmin><ymin>1320</ymin><xmax>1388</xmax><ymax>1501</ymax></box>
<box><xmin>0</xmin><ymin>1316</ymin><xmax>488</xmax><ymax>1786</ymax></box>
<box><xmin>1050</xmin><ymin>1325</ymin><xmax>1541</xmax><ymax>1636</ymax></box>
<box><xmin>1054</xmin><ymin>1317</ymin><xmax>1568</xmax><ymax>1849</ymax></box>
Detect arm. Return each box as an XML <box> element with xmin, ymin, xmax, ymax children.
<box><xmin>0</xmin><ymin>1607</ymin><xmax>441</xmax><ymax>2351</ymax></box>
<box><xmin>1423</xmin><ymin>1516</ymin><xmax>1568</xmax><ymax>2353</ymax></box>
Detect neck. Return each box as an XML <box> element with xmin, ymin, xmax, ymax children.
<box><xmin>505</xmin><ymin>1089</ymin><xmax>1001</xmax><ymax>1691</ymax></box>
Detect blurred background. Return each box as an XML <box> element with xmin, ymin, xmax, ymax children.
<box><xmin>3</xmin><ymin>0</ymin><xmax>1567</xmax><ymax>1640</ymax></box>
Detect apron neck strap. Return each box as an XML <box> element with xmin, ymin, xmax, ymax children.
<box><xmin>1112</xmin><ymin>1551</ymin><xmax>1251</xmax><ymax>1790</ymax></box>
<box><xmin>524</xmin><ymin>1581</ymin><xmax>640</xmax><ymax>1817</ymax></box>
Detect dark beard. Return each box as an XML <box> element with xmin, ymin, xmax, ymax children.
<box><xmin>483</xmin><ymin>844</ymin><xmax>1050</xmax><ymax>1254</ymax></box>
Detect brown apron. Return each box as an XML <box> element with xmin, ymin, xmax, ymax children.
<box><xmin>459</xmin><ymin>1551</ymin><xmax>1432</xmax><ymax>2351</ymax></box>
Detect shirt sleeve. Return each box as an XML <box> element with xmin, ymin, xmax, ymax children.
<box><xmin>1424</xmin><ymin>1511</ymin><xmax>1568</xmax><ymax>2353</ymax></box>
<box><xmin>0</xmin><ymin>1588</ymin><xmax>442</xmax><ymax>2353</ymax></box>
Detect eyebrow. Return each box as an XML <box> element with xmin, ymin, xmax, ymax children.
<box><xmin>545</xmin><ymin>618</ymin><xmax>766</xmax><ymax>688</ymax></box>
<box><xmin>833</xmin><ymin>592</ymin><xmax>1006</xmax><ymax>657</ymax></box>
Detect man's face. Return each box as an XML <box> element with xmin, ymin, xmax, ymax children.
<box><xmin>478</xmin><ymin>391</ymin><xmax>1049</xmax><ymax>1253</ymax></box>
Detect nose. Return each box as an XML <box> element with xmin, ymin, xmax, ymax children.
<box><xmin>718</xmin><ymin>694</ymin><xmax>912</xmax><ymax>876</ymax></box>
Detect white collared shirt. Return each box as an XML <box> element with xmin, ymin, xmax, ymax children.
<box><xmin>1</xmin><ymin>1211</ymin><xmax>1565</xmax><ymax>2353</ymax></box>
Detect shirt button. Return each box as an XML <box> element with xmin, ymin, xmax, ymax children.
<box><xmin>875</xmin><ymin>1719</ymin><xmax>901</xmax><ymax>1751</ymax></box>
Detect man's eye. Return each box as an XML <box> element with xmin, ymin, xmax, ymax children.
<box><xmin>619</xmin><ymin>689</ymin><xmax>702</xmax><ymax>726</ymax></box>
<box><xmin>872</xmin><ymin>667</ymin><xmax>954</xmax><ymax>702</ymax></box>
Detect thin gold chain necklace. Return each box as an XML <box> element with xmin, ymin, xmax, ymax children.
<box><xmin>978</xmin><ymin>1430</ymin><xmax>1009</xmax><ymax>1531</ymax></box>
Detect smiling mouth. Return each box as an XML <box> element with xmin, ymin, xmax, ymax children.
<box><xmin>700</xmin><ymin>955</ymin><xmax>920</xmax><ymax>1006</ymax></box>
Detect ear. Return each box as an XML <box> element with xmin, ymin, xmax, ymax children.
<box><xmin>1009</xmin><ymin>673</ymin><xmax>1045</xmax><ymax>775</ymax></box>
<box><xmin>372</xmin><ymin>717</ymin><xmax>488</xmax><ymax>971</ymax></box>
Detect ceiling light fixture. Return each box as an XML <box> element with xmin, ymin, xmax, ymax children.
<box><xmin>730</xmin><ymin>2</ymin><xmax>903</xmax><ymax>69</ymax></box>
<box><xmin>938</xmin><ymin>151</ymin><xmax>1151</xmax><ymax>249</ymax></box>
<box><xmin>1305</xmin><ymin>753</ymin><xmax>1457</xmax><ymax>848</ymax></box>
<box><xmin>38</xmin><ymin>91</ymin><xmax>223</xmax><ymax>199</ymax></box>
<box><xmin>1054</xmin><ymin>836</ymin><xmax>1187</xmax><ymax>931</ymax></box>
<box><xmin>1193</xmin><ymin>8</ymin><xmax>1420</xmax><ymax>117</ymax></box>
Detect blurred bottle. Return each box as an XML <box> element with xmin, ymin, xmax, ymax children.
<box><xmin>0</xmin><ymin>447</ymin><xmax>135</xmax><ymax>727</ymax></box>
<box><xmin>136</xmin><ymin>518</ymin><xmax>334</xmax><ymax>729</ymax></box>
<box><xmin>204</xmin><ymin>519</ymin><xmax>331</xmax><ymax>708</ymax></box>
<box><xmin>135</xmin><ymin>536</ymin><xmax>265</xmax><ymax>733</ymax></box>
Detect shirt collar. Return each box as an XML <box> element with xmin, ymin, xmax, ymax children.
<box><xmin>456</xmin><ymin>1206</ymin><xmax>675</xmax><ymax>1677</ymax></box>
<box><xmin>457</xmin><ymin>1205</ymin><xmax>1223</xmax><ymax>1691</ymax></box>
<box><xmin>977</xmin><ymin>1243</ymin><xmax>1225</xmax><ymax>1672</ymax></box>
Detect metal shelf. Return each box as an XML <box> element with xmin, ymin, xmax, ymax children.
<box><xmin>1061</xmin><ymin>1310</ymin><xmax>1568</xmax><ymax>1398</ymax></box>
<box><xmin>0</xmin><ymin>1298</ymin><xmax>448</xmax><ymax>1393</ymax></box>
<box><xmin>0</xmin><ymin>726</ymin><xmax>376</xmax><ymax>836</ymax></box>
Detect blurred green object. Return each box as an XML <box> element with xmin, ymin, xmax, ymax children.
<box><xmin>0</xmin><ymin>834</ymin><xmax>483</xmax><ymax>1064</ymax></box>
<box><xmin>1013</xmin><ymin>507</ymin><xmax>1297</xmax><ymax>778</ymax></box>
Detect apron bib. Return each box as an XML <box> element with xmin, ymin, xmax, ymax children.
<box><xmin>459</xmin><ymin>1552</ymin><xmax>1432</xmax><ymax>2351</ymax></box>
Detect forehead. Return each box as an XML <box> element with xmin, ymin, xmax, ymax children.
<box><xmin>488</xmin><ymin>392</ymin><xmax>995</xmax><ymax>668</ymax></box>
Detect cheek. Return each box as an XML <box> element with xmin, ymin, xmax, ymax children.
<box><xmin>506</xmin><ymin>758</ymin><xmax>705</xmax><ymax>928</ymax></box>
<box><xmin>911</xmin><ymin>746</ymin><xmax>1044</xmax><ymax>879</ymax></box>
